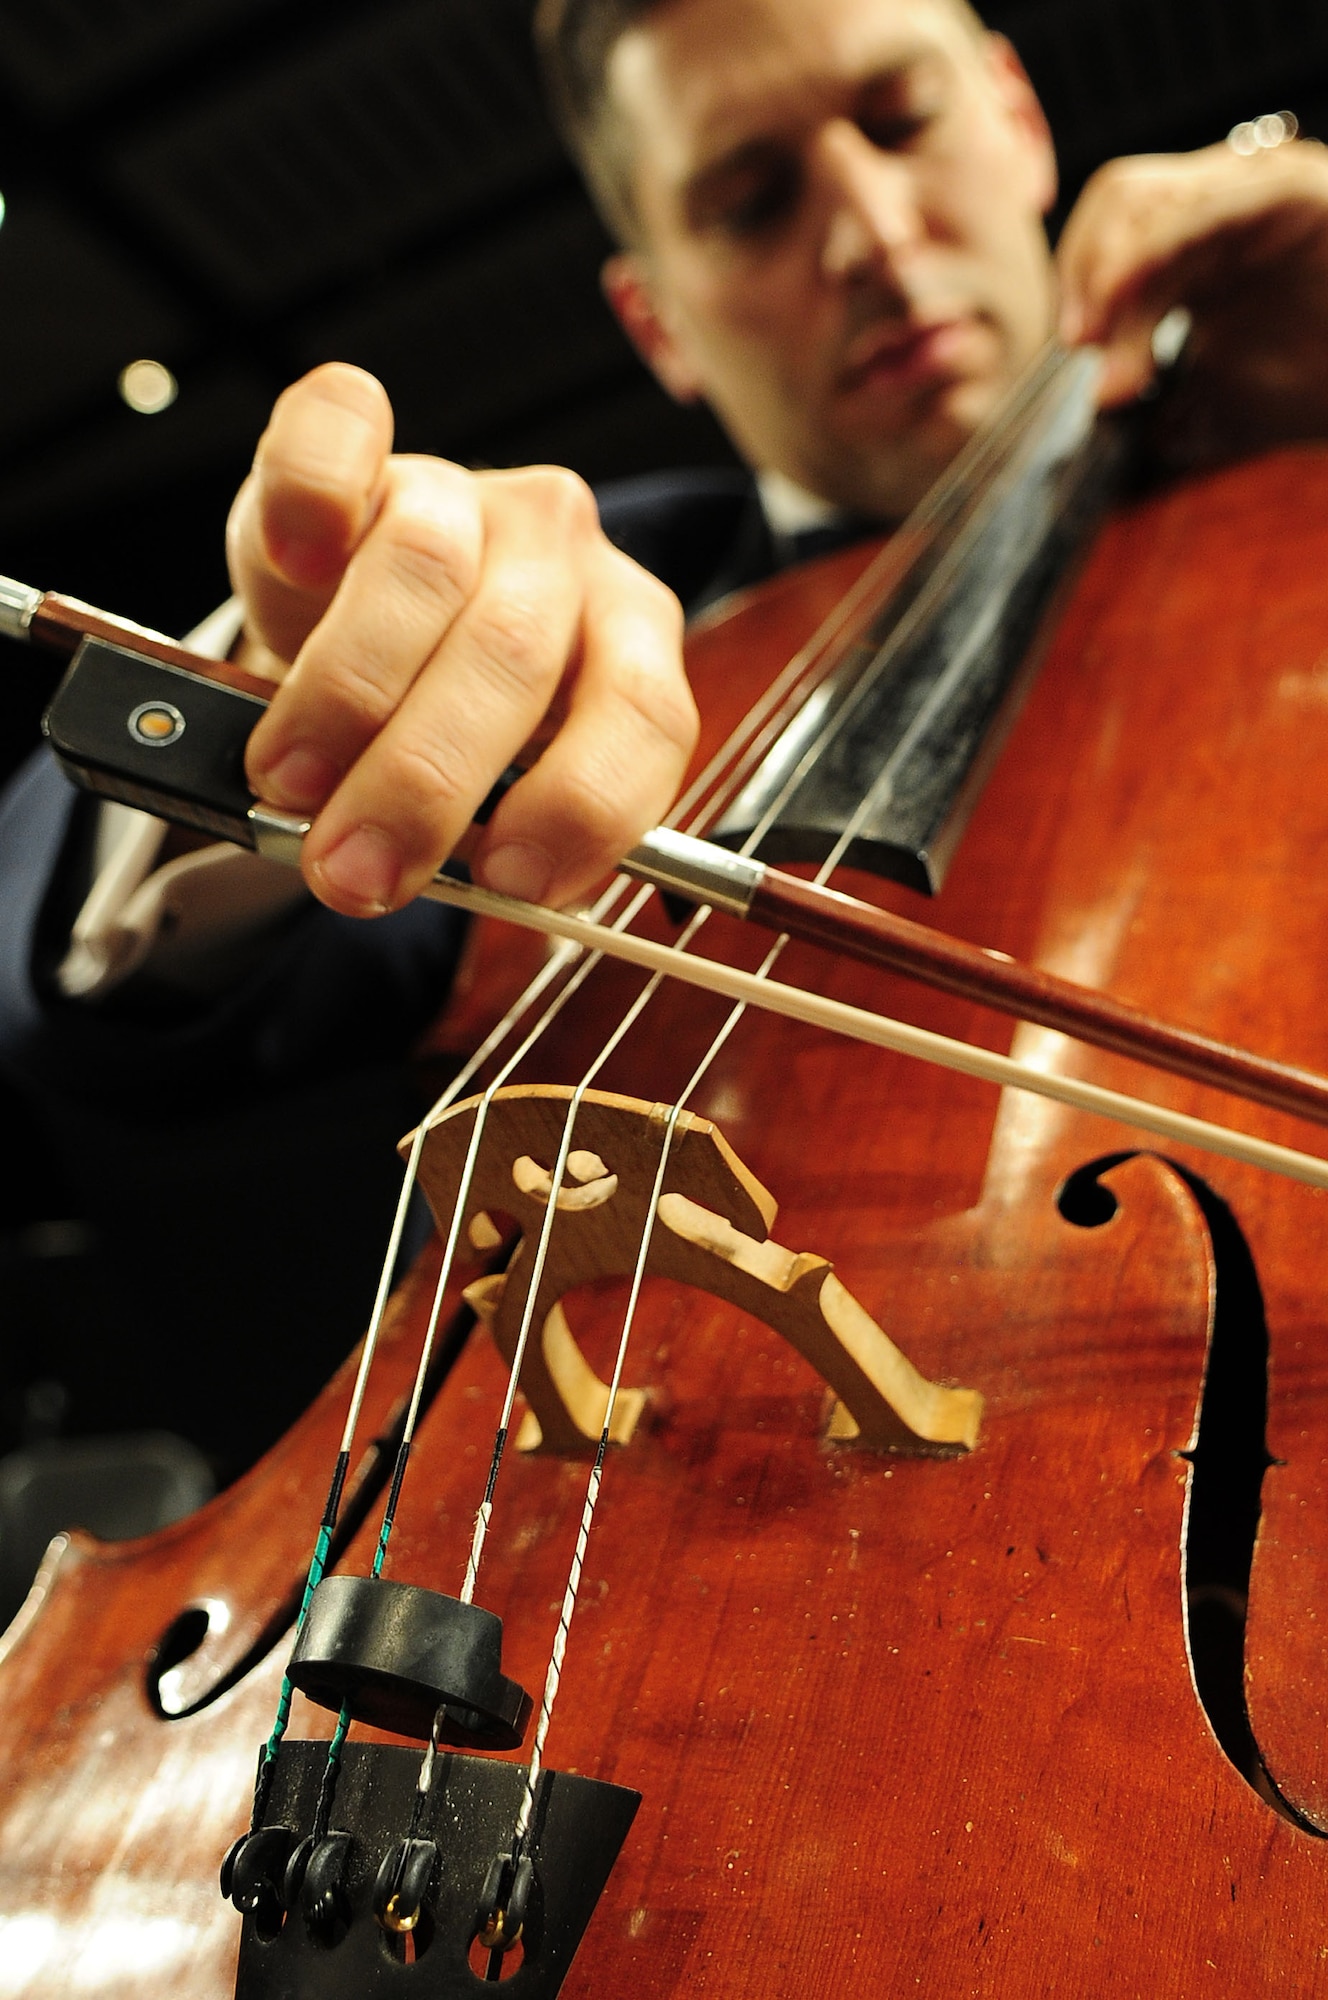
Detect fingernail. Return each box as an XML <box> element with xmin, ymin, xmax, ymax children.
<box><xmin>479</xmin><ymin>842</ymin><xmax>554</xmax><ymax>905</ymax></box>
<box><xmin>315</xmin><ymin>826</ymin><xmax>401</xmax><ymax>912</ymax></box>
<box><xmin>255</xmin><ymin>744</ymin><xmax>341</xmax><ymax>812</ymax></box>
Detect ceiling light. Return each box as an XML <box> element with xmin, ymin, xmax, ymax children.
<box><xmin>118</xmin><ymin>359</ymin><xmax>178</xmax><ymax>415</ymax></box>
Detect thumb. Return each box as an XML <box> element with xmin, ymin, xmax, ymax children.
<box><xmin>227</xmin><ymin>364</ymin><xmax>394</xmax><ymax>665</ymax></box>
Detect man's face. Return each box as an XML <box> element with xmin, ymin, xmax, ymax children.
<box><xmin>604</xmin><ymin>0</ymin><xmax>1059</xmax><ymax>519</ymax></box>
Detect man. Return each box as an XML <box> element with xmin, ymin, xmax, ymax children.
<box><xmin>227</xmin><ymin>0</ymin><xmax>1328</xmax><ymax>924</ymax></box>
<box><xmin>3</xmin><ymin>0</ymin><xmax>1328</xmax><ymax>1470</ymax></box>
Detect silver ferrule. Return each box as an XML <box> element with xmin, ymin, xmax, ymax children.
<box><xmin>622</xmin><ymin>826</ymin><xmax>763</xmax><ymax>916</ymax></box>
<box><xmin>248</xmin><ymin>803</ymin><xmax>312</xmax><ymax>867</ymax></box>
<box><xmin>248</xmin><ymin>807</ymin><xmax>764</xmax><ymax>914</ymax></box>
<box><xmin>0</xmin><ymin>576</ymin><xmax>42</xmax><ymax>644</ymax></box>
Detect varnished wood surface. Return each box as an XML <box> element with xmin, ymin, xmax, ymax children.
<box><xmin>5</xmin><ymin>450</ymin><xmax>1328</xmax><ymax>1992</ymax></box>
<box><xmin>752</xmin><ymin>866</ymin><xmax>1328</xmax><ymax>1128</ymax></box>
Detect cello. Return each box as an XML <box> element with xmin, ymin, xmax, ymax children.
<box><xmin>2</xmin><ymin>344</ymin><xmax>1328</xmax><ymax>1995</ymax></box>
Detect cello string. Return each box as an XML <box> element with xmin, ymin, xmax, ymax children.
<box><xmin>356</xmin><ymin>463</ymin><xmax>936</xmax><ymax>1584</ymax></box>
<box><xmin>510</xmin><ymin>1099</ymin><xmax>687</xmax><ymax>1852</ymax></box>
<box><xmin>488</xmin><ymin>439</ymin><xmax>1012</xmax><ymax>1764</ymax></box>
<box><xmin>456</xmin><ymin>899</ymin><xmax>717</xmax><ymax>1606</ymax></box>
<box><xmin>367</xmin><ymin>912</ymin><xmax>650</xmax><ymax>1578</ymax></box>
<box><xmin>257</xmin><ymin>521</ymin><xmax>894</xmax><ymax>1807</ymax></box>
<box><xmin>249</xmin><ymin>890</ymin><xmax>656</xmax><ymax>1818</ymax></box>
<box><xmin>493</xmin><ymin>571</ymin><xmax>1114</xmax><ymax>1850</ymax></box>
<box><xmin>482</xmin><ymin>521</ymin><xmax>1055</xmax><ymax>1828</ymax></box>
<box><xmin>302</xmin><ymin>922</ymin><xmax>663</xmax><ymax>1836</ymax></box>
<box><xmin>434</xmin><ymin>584</ymin><xmax>862</xmax><ymax>1608</ymax></box>
<box><xmin>486</xmin><ymin>641</ymin><xmax>1048</xmax><ymax>1854</ymax></box>
<box><xmin>362</xmin><ymin>357</ymin><xmax>1220</xmax><ymax>1815</ymax></box>
<box><xmin>455</xmin><ymin>489</ymin><xmax>957</xmax><ymax>1800</ymax></box>
<box><xmin>412</xmin><ymin>876</ymin><xmax>1328</xmax><ymax>1191</ymax></box>
<box><xmin>266</xmin><ymin>340</ymin><xmax>1077</xmax><ymax>1630</ymax></box>
<box><xmin>264</xmin><ymin>349</ymin><xmax>1107</xmax><ymax>1831</ymax></box>
<box><xmin>283</xmin><ymin>352</ymin><xmax>1157</xmax><ymax>1869</ymax></box>
<box><xmin>286</xmin><ymin>481</ymin><xmax>887</xmax><ymax>1595</ymax></box>
<box><xmin>507</xmin><ymin>948</ymin><xmax>786</xmax><ymax>1856</ymax></box>
<box><xmin>408</xmin><ymin>949</ymin><xmax>773</xmax><ymax>1838</ymax></box>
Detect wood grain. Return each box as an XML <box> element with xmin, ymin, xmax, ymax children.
<box><xmin>5</xmin><ymin>449</ymin><xmax>1328</xmax><ymax>1993</ymax></box>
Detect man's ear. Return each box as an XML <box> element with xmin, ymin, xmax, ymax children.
<box><xmin>602</xmin><ymin>253</ymin><xmax>707</xmax><ymax>403</ymax></box>
<box><xmin>982</xmin><ymin>33</ymin><xmax>1058</xmax><ymax>217</ymax></box>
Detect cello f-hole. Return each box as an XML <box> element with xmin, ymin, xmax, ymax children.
<box><xmin>1060</xmin><ymin>1153</ymin><xmax>1316</xmax><ymax>1831</ymax></box>
<box><xmin>147</xmin><ymin>1601</ymin><xmax>221</xmax><ymax>1718</ymax></box>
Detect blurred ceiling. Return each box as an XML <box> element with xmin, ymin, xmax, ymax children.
<box><xmin>0</xmin><ymin>0</ymin><xmax>1325</xmax><ymax>660</ymax></box>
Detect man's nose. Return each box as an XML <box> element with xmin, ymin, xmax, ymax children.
<box><xmin>816</xmin><ymin>120</ymin><xmax>922</xmax><ymax>285</ymax></box>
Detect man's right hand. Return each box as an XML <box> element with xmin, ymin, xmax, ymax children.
<box><xmin>226</xmin><ymin>363</ymin><xmax>696</xmax><ymax>919</ymax></box>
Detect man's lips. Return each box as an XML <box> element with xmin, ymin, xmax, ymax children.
<box><xmin>838</xmin><ymin>318</ymin><xmax>976</xmax><ymax>392</ymax></box>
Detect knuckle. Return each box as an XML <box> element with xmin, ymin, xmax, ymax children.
<box><xmin>300</xmin><ymin>649</ymin><xmax>400</xmax><ymax>732</ymax></box>
<box><xmin>557</xmin><ymin>765</ymin><xmax>641</xmax><ymax>855</ymax></box>
<box><xmin>1070</xmin><ymin>162</ymin><xmax>1112</xmax><ymax>215</ymax></box>
<box><xmin>377</xmin><ymin>734</ymin><xmax>470</xmax><ymax>830</ymax></box>
<box><xmin>1077</xmin><ymin>156</ymin><xmax>1148</xmax><ymax>225</ymax></box>
<box><xmin>619</xmin><ymin>663</ymin><xmax>700</xmax><ymax>757</ymax></box>
<box><xmin>1090</xmin><ymin>157</ymin><xmax>1129</xmax><ymax>193</ymax></box>
<box><xmin>468</xmin><ymin>593</ymin><xmax>559</xmax><ymax>699</ymax></box>
<box><xmin>659</xmin><ymin>677</ymin><xmax>701</xmax><ymax>754</ymax></box>
<box><xmin>381</xmin><ymin>503</ymin><xmax>479</xmax><ymax>612</ymax></box>
<box><xmin>629</xmin><ymin>555</ymin><xmax>686</xmax><ymax>633</ymax></box>
<box><xmin>600</xmin><ymin>554</ymin><xmax>694</xmax><ymax>749</ymax></box>
<box><xmin>502</xmin><ymin>463</ymin><xmax>599</xmax><ymax>535</ymax></box>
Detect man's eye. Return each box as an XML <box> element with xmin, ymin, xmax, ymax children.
<box><xmin>717</xmin><ymin>161</ymin><xmax>801</xmax><ymax>236</ymax></box>
<box><xmin>858</xmin><ymin>107</ymin><xmax>937</xmax><ymax>152</ymax></box>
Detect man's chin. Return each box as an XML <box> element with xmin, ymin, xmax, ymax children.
<box><xmin>820</xmin><ymin>374</ymin><xmax>1008</xmax><ymax>516</ymax></box>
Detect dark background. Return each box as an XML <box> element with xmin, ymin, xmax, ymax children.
<box><xmin>0</xmin><ymin>0</ymin><xmax>1326</xmax><ymax>1481</ymax></box>
<box><xmin>2</xmin><ymin>0</ymin><xmax>1326</xmax><ymax>654</ymax></box>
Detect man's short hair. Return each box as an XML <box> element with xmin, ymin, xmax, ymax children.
<box><xmin>534</xmin><ymin>0</ymin><xmax>658</xmax><ymax>242</ymax></box>
<box><xmin>534</xmin><ymin>0</ymin><xmax>988</xmax><ymax>245</ymax></box>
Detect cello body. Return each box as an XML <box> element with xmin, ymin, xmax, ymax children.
<box><xmin>3</xmin><ymin>446</ymin><xmax>1328</xmax><ymax>1993</ymax></box>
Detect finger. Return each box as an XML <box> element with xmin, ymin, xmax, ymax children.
<box><xmin>1092</xmin><ymin>316</ymin><xmax>1162</xmax><ymax>408</ymax></box>
<box><xmin>473</xmin><ymin>544</ymin><xmax>694</xmax><ymax>911</ymax></box>
<box><xmin>1056</xmin><ymin>155</ymin><xmax>1179</xmax><ymax>348</ymax></box>
<box><xmin>1058</xmin><ymin>142</ymin><xmax>1328</xmax><ymax>351</ymax></box>
<box><xmin>226</xmin><ymin>363</ymin><xmax>394</xmax><ymax>667</ymax></box>
<box><xmin>1057</xmin><ymin>155</ymin><xmax>1221</xmax><ymax>408</ymax></box>
<box><xmin>245</xmin><ymin>454</ymin><xmax>486</xmax><ymax>815</ymax></box>
<box><xmin>299</xmin><ymin>467</ymin><xmax>607</xmax><ymax>915</ymax></box>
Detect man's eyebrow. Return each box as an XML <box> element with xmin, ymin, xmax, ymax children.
<box><xmin>681</xmin><ymin>48</ymin><xmax>939</xmax><ymax>202</ymax></box>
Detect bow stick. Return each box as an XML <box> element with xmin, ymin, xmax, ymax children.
<box><xmin>7</xmin><ymin>573</ymin><xmax>1328</xmax><ymax>1189</ymax></box>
